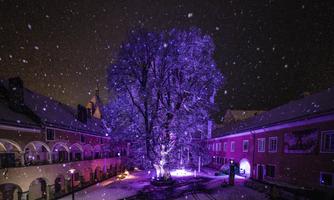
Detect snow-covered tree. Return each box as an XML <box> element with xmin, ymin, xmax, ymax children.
<box><xmin>106</xmin><ymin>27</ymin><xmax>223</xmax><ymax>179</ymax></box>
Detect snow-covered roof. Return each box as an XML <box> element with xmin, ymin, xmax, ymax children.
<box><xmin>0</xmin><ymin>98</ymin><xmax>39</xmax><ymax>129</ymax></box>
<box><xmin>213</xmin><ymin>86</ymin><xmax>334</xmax><ymax>138</ymax></box>
<box><xmin>221</xmin><ymin>109</ymin><xmax>265</xmax><ymax>124</ymax></box>
<box><xmin>0</xmin><ymin>80</ymin><xmax>39</xmax><ymax>128</ymax></box>
<box><xmin>0</xmin><ymin>79</ymin><xmax>106</xmax><ymax>135</ymax></box>
<box><xmin>24</xmin><ymin>89</ymin><xmax>106</xmax><ymax>135</ymax></box>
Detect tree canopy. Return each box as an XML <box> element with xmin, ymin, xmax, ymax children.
<box><xmin>105</xmin><ymin>27</ymin><xmax>223</xmax><ymax>175</ymax></box>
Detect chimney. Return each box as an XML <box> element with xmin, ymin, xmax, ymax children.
<box><xmin>87</xmin><ymin>108</ymin><xmax>92</xmax><ymax>119</ymax></box>
<box><xmin>301</xmin><ymin>91</ymin><xmax>311</xmax><ymax>98</ymax></box>
<box><xmin>8</xmin><ymin>77</ymin><xmax>24</xmax><ymax>111</ymax></box>
<box><xmin>77</xmin><ymin>104</ymin><xmax>88</xmax><ymax>123</ymax></box>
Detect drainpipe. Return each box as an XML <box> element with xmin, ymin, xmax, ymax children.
<box><xmin>251</xmin><ymin>131</ymin><xmax>256</xmax><ymax>179</ymax></box>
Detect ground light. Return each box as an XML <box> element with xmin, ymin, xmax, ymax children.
<box><xmin>117</xmin><ymin>170</ymin><xmax>130</xmax><ymax>180</ymax></box>
<box><xmin>170</xmin><ymin>169</ymin><xmax>193</xmax><ymax>177</ymax></box>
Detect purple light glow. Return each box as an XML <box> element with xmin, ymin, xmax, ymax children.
<box><xmin>106</xmin><ymin>27</ymin><xmax>223</xmax><ymax>175</ymax></box>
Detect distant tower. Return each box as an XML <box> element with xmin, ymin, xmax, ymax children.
<box><xmin>86</xmin><ymin>83</ymin><xmax>103</xmax><ymax>119</ymax></box>
<box><xmin>95</xmin><ymin>82</ymin><xmax>100</xmax><ymax>97</ymax></box>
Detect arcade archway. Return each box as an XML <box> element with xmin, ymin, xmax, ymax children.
<box><xmin>239</xmin><ymin>158</ymin><xmax>251</xmax><ymax>178</ymax></box>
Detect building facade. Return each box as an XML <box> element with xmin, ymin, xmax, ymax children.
<box><xmin>208</xmin><ymin>87</ymin><xmax>334</xmax><ymax>195</ymax></box>
<box><xmin>0</xmin><ymin>77</ymin><xmax>127</xmax><ymax>200</ymax></box>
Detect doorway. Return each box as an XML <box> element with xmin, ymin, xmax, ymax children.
<box><xmin>257</xmin><ymin>164</ymin><xmax>264</xmax><ymax>181</ymax></box>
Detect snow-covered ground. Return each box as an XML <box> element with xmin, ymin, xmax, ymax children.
<box><xmin>176</xmin><ymin>186</ymin><xmax>268</xmax><ymax>200</ymax></box>
<box><xmin>59</xmin><ymin>170</ymin><xmax>151</xmax><ymax>200</ymax></box>
<box><xmin>59</xmin><ymin>168</ymin><xmax>267</xmax><ymax>200</ymax></box>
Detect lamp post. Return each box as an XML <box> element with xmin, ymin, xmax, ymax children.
<box><xmin>229</xmin><ymin>160</ymin><xmax>235</xmax><ymax>186</ymax></box>
<box><xmin>69</xmin><ymin>168</ymin><xmax>76</xmax><ymax>200</ymax></box>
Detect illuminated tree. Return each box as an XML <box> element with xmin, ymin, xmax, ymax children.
<box><xmin>106</xmin><ymin>27</ymin><xmax>223</xmax><ymax>179</ymax></box>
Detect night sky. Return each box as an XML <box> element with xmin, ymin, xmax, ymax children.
<box><xmin>1</xmin><ymin>0</ymin><xmax>333</xmax><ymax>120</ymax></box>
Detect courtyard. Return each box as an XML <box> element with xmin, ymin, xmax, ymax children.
<box><xmin>1</xmin><ymin>1</ymin><xmax>333</xmax><ymax>200</ymax></box>
<box><xmin>59</xmin><ymin>168</ymin><xmax>268</xmax><ymax>200</ymax></box>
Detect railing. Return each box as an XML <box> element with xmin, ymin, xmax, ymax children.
<box><xmin>0</xmin><ymin>155</ymin><xmax>124</xmax><ymax>169</ymax></box>
<box><xmin>53</xmin><ymin>166</ymin><xmax>127</xmax><ymax>199</ymax></box>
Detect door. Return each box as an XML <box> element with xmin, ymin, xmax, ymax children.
<box><xmin>257</xmin><ymin>165</ymin><xmax>264</xmax><ymax>181</ymax></box>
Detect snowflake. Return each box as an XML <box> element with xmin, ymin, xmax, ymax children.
<box><xmin>187</xmin><ymin>13</ymin><xmax>193</xmax><ymax>18</ymax></box>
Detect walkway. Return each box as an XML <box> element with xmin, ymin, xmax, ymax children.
<box><xmin>59</xmin><ymin>169</ymin><xmax>267</xmax><ymax>200</ymax></box>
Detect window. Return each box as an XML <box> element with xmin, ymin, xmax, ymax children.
<box><xmin>95</xmin><ymin>151</ymin><xmax>100</xmax><ymax>159</ymax></box>
<box><xmin>243</xmin><ymin>140</ymin><xmax>249</xmax><ymax>152</ymax></box>
<box><xmin>258</xmin><ymin>138</ymin><xmax>265</xmax><ymax>152</ymax></box>
<box><xmin>320</xmin><ymin>172</ymin><xmax>334</xmax><ymax>187</ymax></box>
<box><xmin>223</xmin><ymin>142</ymin><xmax>227</xmax><ymax>152</ymax></box>
<box><xmin>80</xmin><ymin>135</ymin><xmax>85</xmax><ymax>143</ymax></box>
<box><xmin>46</xmin><ymin>129</ymin><xmax>55</xmax><ymax>141</ymax></box>
<box><xmin>321</xmin><ymin>131</ymin><xmax>334</xmax><ymax>153</ymax></box>
<box><xmin>74</xmin><ymin>172</ymin><xmax>80</xmax><ymax>181</ymax></box>
<box><xmin>266</xmin><ymin>165</ymin><xmax>275</xmax><ymax>178</ymax></box>
<box><xmin>100</xmin><ymin>138</ymin><xmax>103</xmax><ymax>144</ymax></box>
<box><xmin>231</xmin><ymin>141</ymin><xmax>235</xmax><ymax>152</ymax></box>
<box><xmin>218</xmin><ymin>143</ymin><xmax>221</xmax><ymax>151</ymax></box>
<box><xmin>269</xmin><ymin>137</ymin><xmax>278</xmax><ymax>152</ymax></box>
